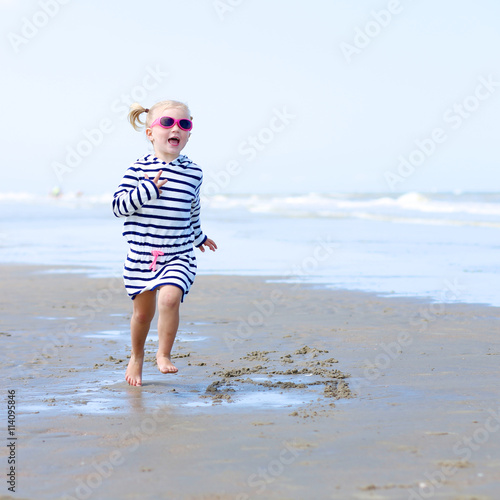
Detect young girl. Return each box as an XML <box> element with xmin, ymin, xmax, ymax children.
<box><xmin>112</xmin><ymin>99</ymin><xmax>217</xmax><ymax>387</ymax></box>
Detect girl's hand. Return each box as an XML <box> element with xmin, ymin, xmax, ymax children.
<box><xmin>144</xmin><ymin>170</ymin><xmax>168</xmax><ymax>192</ymax></box>
<box><xmin>198</xmin><ymin>238</ymin><xmax>217</xmax><ymax>253</ymax></box>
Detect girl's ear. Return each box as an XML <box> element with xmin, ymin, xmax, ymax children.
<box><xmin>146</xmin><ymin>127</ymin><xmax>154</xmax><ymax>143</ymax></box>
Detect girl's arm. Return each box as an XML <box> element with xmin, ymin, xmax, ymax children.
<box><xmin>191</xmin><ymin>179</ymin><xmax>217</xmax><ymax>252</ymax></box>
<box><xmin>190</xmin><ymin>183</ymin><xmax>207</xmax><ymax>247</ymax></box>
<box><xmin>112</xmin><ymin>169</ymin><xmax>167</xmax><ymax>218</ymax></box>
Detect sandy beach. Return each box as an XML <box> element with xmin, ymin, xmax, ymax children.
<box><xmin>1</xmin><ymin>264</ymin><xmax>500</xmax><ymax>500</ymax></box>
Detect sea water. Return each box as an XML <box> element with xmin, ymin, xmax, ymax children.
<box><xmin>0</xmin><ymin>191</ymin><xmax>499</xmax><ymax>306</ymax></box>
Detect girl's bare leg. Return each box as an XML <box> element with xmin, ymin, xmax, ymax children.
<box><xmin>156</xmin><ymin>285</ymin><xmax>183</xmax><ymax>374</ymax></box>
<box><xmin>125</xmin><ymin>290</ymin><xmax>156</xmax><ymax>386</ymax></box>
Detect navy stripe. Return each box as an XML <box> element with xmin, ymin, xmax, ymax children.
<box><xmin>129</xmin><ymin>191</ymin><xmax>138</xmax><ymax>212</ymax></box>
<box><xmin>141</xmin><ymin>203</ymin><xmax>191</xmax><ymax>213</ymax></box>
<box><xmin>162</xmin><ymin>178</ymin><xmax>198</xmax><ymax>190</ymax></box>
<box><xmin>125</xmin><ymin>254</ymin><xmax>196</xmax><ymax>271</ymax></box>
<box><xmin>124</xmin><ymin>221</ymin><xmax>189</xmax><ymax>231</ymax></box>
<box><xmin>158</xmin><ymin>194</ymin><xmax>194</xmax><ymax>204</ymax></box>
<box><xmin>127</xmin><ymin>239</ymin><xmax>194</xmax><ymax>249</ymax></box>
<box><xmin>132</xmin><ymin>212</ymin><xmax>191</xmax><ymax>222</ymax></box>
<box><xmin>161</xmin><ymin>187</ymin><xmax>193</xmax><ymax>198</ymax></box>
<box><xmin>123</xmin><ymin>229</ymin><xmax>191</xmax><ymax>238</ymax></box>
<box><xmin>125</xmin><ymin>257</ymin><xmax>197</xmax><ymax>269</ymax></box>
<box><xmin>120</xmin><ymin>198</ymin><xmax>127</xmax><ymax>216</ymax></box>
<box><xmin>122</xmin><ymin>175</ymin><xmax>138</xmax><ymax>183</ymax></box>
<box><xmin>123</xmin><ymin>230</ymin><xmax>193</xmax><ymax>240</ymax></box>
<box><xmin>124</xmin><ymin>265</ymin><xmax>196</xmax><ymax>275</ymax></box>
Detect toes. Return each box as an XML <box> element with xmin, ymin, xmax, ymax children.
<box><xmin>125</xmin><ymin>373</ymin><xmax>142</xmax><ymax>386</ymax></box>
<box><xmin>156</xmin><ymin>356</ymin><xmax>177</xmax><ymax>374</ymax></box>
<box><xmin>158</xmin><ymin>364</ymin><xmax>177</xmax><ymax>374</ymax></box>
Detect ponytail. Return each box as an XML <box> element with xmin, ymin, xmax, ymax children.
<box><xmin>128</xmin><ymin>103</ymin><xmax>150</xmax><ymax>131</ymax></box>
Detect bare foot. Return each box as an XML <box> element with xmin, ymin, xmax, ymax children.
<box><xmin>125</xmin><ymin>353</ymin><xmax>144</xmax><ymax>386</ymax></box>
<box><xmin>156</xmin><ymin>353</ymin><xmax>178</xmax><ymax>374</ymax></box>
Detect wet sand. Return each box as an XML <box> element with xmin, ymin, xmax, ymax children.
<box><xmin>1</xmin><ymin>264</ymin><xmax>500</xmax><ymax>499</ymax></box>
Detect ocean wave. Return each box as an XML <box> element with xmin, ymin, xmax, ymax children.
<box><xmin>2</xmin><ymin>190</ymin><xmax>500</xmax><ymax>225</ymax></box>
<box><xmin>0</xmin><ymin>191</ymin><xmax>113</xmax><ymax>207</ymax></box>
<box><xmin>203</xmin><ymin>191</ymin><xmax>500</xmax><ymax>221</ymax></box>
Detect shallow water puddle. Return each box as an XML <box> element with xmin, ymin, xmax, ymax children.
<box><xmin>178</xmin><ymin>335</ymin><xmax>209</xmax><ymax>343</ymax></box>
<box><xmin>184</xmin><ymin>389</ymin><xmax>308</xmax><ymax>409</ymax></box>
<box><xmin>84</xmin><ymin>330</ymin><xmax>125</xmax><ymax>339</ymax></box>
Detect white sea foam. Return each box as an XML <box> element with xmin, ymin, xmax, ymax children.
<box><xmin>0</xmin><ymin>192</ymin><xmax>97</xmax><ymax>210</ymax></box>
<box><xmin>202</xmin><ymin>191</ymin><xmax>500</xmax><ymax>227</ymax></box>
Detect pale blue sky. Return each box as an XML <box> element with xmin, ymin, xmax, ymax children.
<box><xmin>1</xmin><ymin>0</ymin><xmax>500</xmax><ymax>195</ymax></box>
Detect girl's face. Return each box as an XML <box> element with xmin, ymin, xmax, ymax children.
<box><xmin>146</xmin><ymin>107</ymin><xmax>191</xmax><ymax>163</ymax></box>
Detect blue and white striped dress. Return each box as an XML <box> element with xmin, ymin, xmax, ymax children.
<box><xmin>112</xmin><ymin>154</ymin><xmax>207</xmax><ymax>300</ymax></box>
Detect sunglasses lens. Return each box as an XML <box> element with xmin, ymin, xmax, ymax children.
<box><xmin>160</xmin><ymin>117</ymin><xmax>175</xmax><ymax>128</ymax></box>
<box><xmin>179</xmin><ymin>119</ymin><xmax>193</xmax><ymax>130</ymax></box>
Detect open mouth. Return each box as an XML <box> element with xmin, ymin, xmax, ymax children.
<box><xmin>168</xmin><ymin>137</ymin><xmax>180</xmax><ymax>146</ymax></box>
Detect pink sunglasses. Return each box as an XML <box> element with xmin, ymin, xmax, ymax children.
<box><xmin>150</xmin><ymin>116</ymin><xmax>193</xmax><ymax>131</ymax></box>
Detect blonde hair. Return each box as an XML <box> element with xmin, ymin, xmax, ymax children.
<box><xmin>128</xmin><ymin>100</ymin><xmax>192</xmax><ymax>131</ymax></box>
